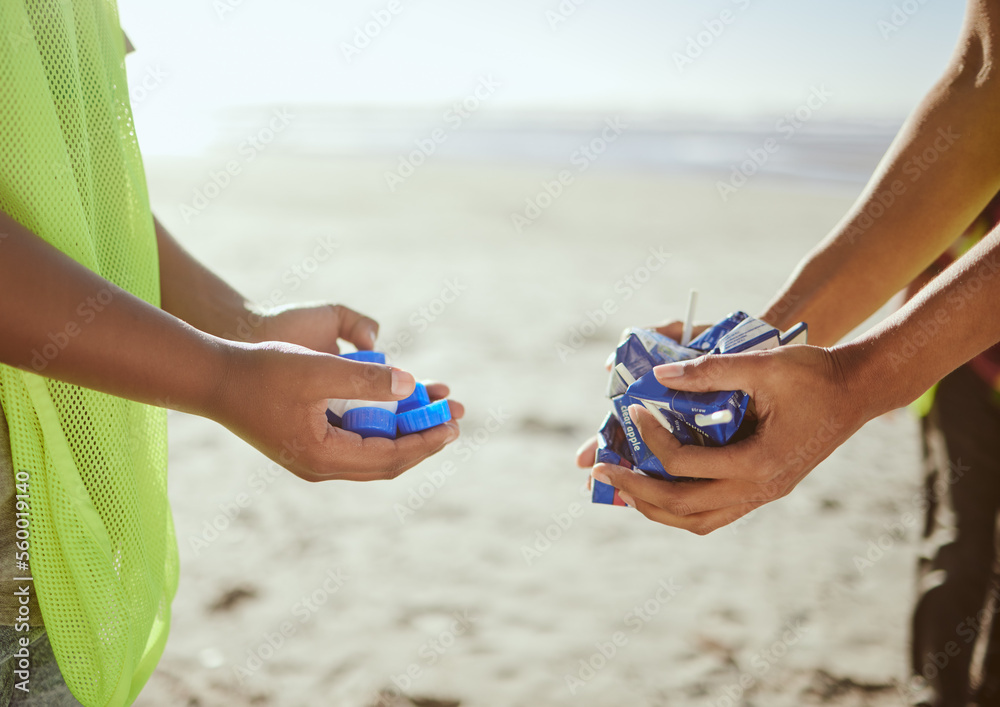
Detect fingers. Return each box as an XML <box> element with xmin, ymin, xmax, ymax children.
<box><xmin>593</xmin><ymin>463</ymin><xmax>771</xmax><ymax>516</ymax></box>
<box><xmin>332</xmin><ymin>304</ymin><xmax>380</xmax><ymax>351</ymax></box>
<box><xmin>653</xmin><ymin>349</ymin><xmax>765</xmax><ymax>393</ymax></box>
<box><xmin>305</xmin><ymin>365</ymin><xmax>463</xmax><ymax>479</ymax></box>
<box><xmin>593</xmin><ymin>462</ymin><xmax>763</xmax><ymax>533</ymax></box>
<box><xmin>575</xmin><ymin>436</ymin><xmax>599</xmax><ymax>468</ymax></box>
<box><xmin>592</xmin><ymin>463</ymin><xmax>764</xmax><ymax>534</ymax></box>
<box><xmin>444</xmin><ymin>399</ymin><xmax>465</xmax><ymax>421</ymax></box>
<box><xmin>629</xmin><ymin>496</ymin><xmax>762</xmax><ymax>535</ymax></box>
<box><xmin>321</xmin><ymin>356</ymin><xmax>416</xmax><ymax>401</ymax></box>
<box><xmin>299</xmin><ymin>379</ymin><xmax>463</xmax><ymax>480</ymax></box>
<box><xmin>308</xmin><ymin>419</ymin><xmax>461</xmax><ymax>481</ymax></box>
<box><xmin>424</xmin><ymin>382</ymin><xmax>450</xmax><ymax>400</ymax></box>
<box><xmin>628</xmin><ymin>404</ymin><xmax>682</xmax><ymax>463</ymax></box>
<box><xmin>420</xmin><ymin>381</ymin><xmax>464</xmax><ymax>420</ymax></box>
<box><xmin>628</xmin><ymin>404</ymin><xmax>763</xmax><ymax>481</ymax></box>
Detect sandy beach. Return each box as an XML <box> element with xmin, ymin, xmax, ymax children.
<box><xmin>133</xmin><ymin>137</ymin><xmax>920</xmax><ymax>707</ymax></box>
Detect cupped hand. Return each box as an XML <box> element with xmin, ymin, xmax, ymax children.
<box><xmin>588</xmin><ymin>344</ymin><xmax>874</xmax><ymax>534</ymax></box>
<box><xmin>207</xmin><ymin>340</ymin><xmax>464</xmax><ymax>482</ymax></box>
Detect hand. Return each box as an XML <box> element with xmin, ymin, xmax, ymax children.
<box><xmin>250</xmin><ymin>303</ymin><xmax>379</xmax><ymax>354</ymax></box>
<box><xmin>206</xmin><ymin>340</ymin><xmax>464</xmax><ymax>482</ymax></box>
<box><xmin>588</xmin><ymin>344</ymin><xmax>873</xmax><ymax>534</ymax></box>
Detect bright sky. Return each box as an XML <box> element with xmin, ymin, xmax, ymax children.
<box><xmin>119</xmin><ymin>0</ymin><xmax>965</xmax><ymax>151</ymax></box>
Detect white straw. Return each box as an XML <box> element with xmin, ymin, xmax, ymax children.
<box><xmin>681</xmin><ymin>289</ymin><xmax>698</xmax><ymax>347</ymax></box>
<box><xmin>642</xmin><ymin>401</ymin><xmax>674</xmax><ymax>433</ymax></box>
<box><xmin>614</xmin><ymin>363</ymin><xmax>637</xmax><ymax>386</ymax></box>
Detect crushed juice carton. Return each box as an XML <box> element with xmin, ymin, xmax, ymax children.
<box><xmin>606</xmin><ymin>328</ymin><xmax>701</xmax><ymax>398</ymax></box>
<box><xmin>592</xmin><ymin>413</ymin><xmax>633</xmax><ymax>506</ymax></box>
<box><xmin>591</xmin><ymin>312</ymin><xmax>807</xmax><ymax>505</ymax></box>
<box><xmin>687</xmin><ymin>311</ymin><xmax>749</xmax><ymax>351</ymax></box>
<box><xmin>604</xmin><ymin>327</ymin><xmax>701</xmax><ymax>479</ymax></box>
<box><xmin>626</xmin><ymin>373</ymin><xmax>749</xmax><ymax>447</ymax></box>
<box><xmin>711</xmin><ymin>318</ymin><xmax>779</xmax><ymax>354</ymax></box>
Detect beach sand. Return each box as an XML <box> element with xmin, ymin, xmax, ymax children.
<box><xmin>134</xmin><ymin>148</ymin><xmax>919</xmax><ymax>707</ymax></box>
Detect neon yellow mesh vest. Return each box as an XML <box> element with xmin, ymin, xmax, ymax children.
<box><xmin>0</xmin><ymin>2</ymin><xmax>178</xmax><ymax>705</ymax></box>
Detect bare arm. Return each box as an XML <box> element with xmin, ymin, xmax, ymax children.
<box><xmin>1</xmin><ymin>211</ymin><xmax>225</xmax><ymax>413</ymax></box>
<box><xmin>154</xmin><ymin>216</ymin><xmax>381</xmax><ymax>352</ymax></box>
<box><xmin>0</xmin><ymin>210</ymin><xmax>460</xmax><ymax>482</ymax></box>
<box><xmin>761</xmin><ymin>0</ymin><xmax>1000</xmax><ymax>345</ymax></box>
<box><xmin>850</xmin><ymin>226</ymin><xmax>1000</xmax><ymax>412</ymax></box>
<box><xmin>154</xmin><ymin>215</ymin><xmax>255</xmax><ymax>342</ymax></box>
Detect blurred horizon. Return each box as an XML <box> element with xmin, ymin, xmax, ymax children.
<box><xmin>120</xmin><ymin>0</ymin><xmax>965</xmax><ymax>157</ymax></box>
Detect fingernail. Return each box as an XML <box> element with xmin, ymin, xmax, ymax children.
<box><xmin>619</xmin><ymin>492</ymin><xmax>636</xmax><ymax>507</ymax></box>
<box><xmin>444</xmin><ymin>424</ymin><xmax>459</xmax><ymax>443</ymax></box>
<box><xmin>627</xmin><ymin>404</ymin><xmax>643</xmax><ymax>422</ymax></box>
<box><xmin>592</xmin><ymin>469</ymin><xmax>612</xmax><ymax>485</ymax></box>
<box><xmin>654</xmin><ymin>363</ymin><xmax>685</xmax><ymax>379</ymax></box>
<box><xmin>391</xmin><ymin>368</ymin><xmax>415</xmax><ymax>396</ymax></box>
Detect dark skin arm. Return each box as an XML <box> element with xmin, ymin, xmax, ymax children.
<box><xmin>760</xmin><ymin>0</ymin><xmax>1000</xmax><ymax>344</ymax></box>
<box><xmin>154</xmin><ymin>215</ymin><xmax>379</xmax><ymax>351</ymax></box>
<box><xmin>1</xmin><ymin>210</ymin><xmax>462</xmax><ymax>483</ymax></box>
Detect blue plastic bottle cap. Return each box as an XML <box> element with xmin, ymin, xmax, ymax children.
<box><xmin>325</xmin><ymin>409</ymin><xmax>342</xmax><ymax>428</ymax></box>
<box><xmin>397</xmin><ymin>399</ymin><xmax>452</xmax><ymax>435</ymax></box>
<box><xmin>341</xmin><ymin>407</ymin><xmax>397</xmax><ymax>439</ymax></box>
<box><xmin>339</xmin><ymin>351</ymin><xmax>387</xmax><ymax>365</ymax></box>
<box><xmin>396</xmin><ymin>382</ymin><xmax>431</xmax><ymax>414</ymax></box>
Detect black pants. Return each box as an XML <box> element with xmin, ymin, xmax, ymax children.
<box><xmin>911</xmin><ymin>365</ymin><xmax>1000</xmax><ymax>706</ymax></box>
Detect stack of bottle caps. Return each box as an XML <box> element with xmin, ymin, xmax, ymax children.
<box><xmin>327</xmin><ymin>351</ymin><xmax>452</xmax><ymax>439</ymax></box>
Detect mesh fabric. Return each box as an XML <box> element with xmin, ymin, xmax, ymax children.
<box><xmin>0</xmin><ymin>2</ymin><xmax>178</xmax><ymax>705</ymax></box>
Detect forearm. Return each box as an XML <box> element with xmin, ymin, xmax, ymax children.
<box><xmin>762</xmin><ymin>1</ymin><xmax>1000</xmax><ymax>344</ymax></box>
<box><xmin>155</xmin><ymin>216</ymin><xmax>258</xmax><ymax>341</ymax></box>
<box><xmin>0</xmin><ymin>210</ymin><xmax>230</xmax><ymax>414</ymax></box>
<box><xmin>842</xmin><ymin>225</ymin><xmax>1000</xmax><ymax>416</ymax></box>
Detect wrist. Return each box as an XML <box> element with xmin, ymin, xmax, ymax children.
<box><xmin>180</xmin><ymin>334</ymin><xmax>247</xmax><ymax>419</ymax></box>
<box><xmin>830</xmin><ymin>335</ymin><xmax>912</xmax><ymax>421</ymax></box>
<box><xmin>208</xmin><ymin>299</ymin><xmax>272</xmax><ymax>344</ymax></box>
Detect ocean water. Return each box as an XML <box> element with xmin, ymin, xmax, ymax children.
<box><xmin>153</xmin><ymin>106</ymin><xmax>900</xmax><ymax>190</ymax></box>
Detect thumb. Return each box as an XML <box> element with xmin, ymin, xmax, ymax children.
<box><xmin>652</xmin><ymin>353</ymin><xmax>758</xmax><ymax>394</ymax></box>
<box><xmin>575</xmin><ymin>436</ymin><xmax>599</xmax><ymax>468</ymax></box>
<box><xmin>322</xmin><ymin>357</ymin><xmax>416</xmax><ymax>401</ymax></box>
